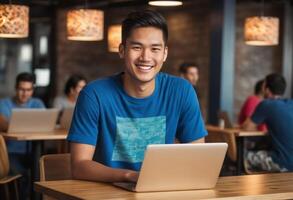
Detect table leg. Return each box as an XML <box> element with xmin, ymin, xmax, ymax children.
<box><xmin>31</xmin><ymin>140</ymin><xmax>42</xmax><ymax>200</ymax></box>
<box><xmin>236</xmin><ymin>137</ymin><xmax>244</xmax><ymax>175</ymax></box>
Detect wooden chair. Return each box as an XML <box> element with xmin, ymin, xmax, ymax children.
<box><xmin>205</xmin><ymin>127</ymin><xmax>238</xmax><ymax>175</ymax></box>
<box><xmin>206</xmin><ymin>126</ymin><xmax>260</xmax><ymax>175</ymax></box>
<box><xmin>0</xmin><ymin>135</ymin><xmax>22</xmax><ymax>200</ymax></box>
<box><xmin>39</xmin><ymin>153</ymin><xmax>71</xmax><ymax>200</ymax></box>
<box><xmin>39</xmin><ymin>153</ymin><xmax>71</xmax><ymax>181</ymax></box>
<box><xmin>205</xmin><ymin>128</ymin><xmax>237</xmax><ymax>162</ymax></box>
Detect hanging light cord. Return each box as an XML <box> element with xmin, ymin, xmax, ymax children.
<box><xmin>260</xmin><ymin>0</ymin><xmax>265</xmax><ymax>17</ymax></box>
<box><xmin>85</xmin><ymin>0</ymin><xmax>88</xmax><ymax>9</ymax></box>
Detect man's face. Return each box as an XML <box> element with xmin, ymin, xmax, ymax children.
<box><xmin>15</xmin><ymin>81</ymin><xmax>34</xmax><ymax>104</ymax></box>
<box><xmin>119</xmin><ymin>27</ymin><xmax>168</xmax><ymax>84</ymax></box>
<box><xmin>184</xmin><ymin>67</ymin><xmax>199</xmax><ymax>86</ymax></box>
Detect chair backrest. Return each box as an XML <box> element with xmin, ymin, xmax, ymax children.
<box><xmin>205</xmin><ymin>129</ymin><xmax>237</xmax><ymax>162</ymax></box>
<box><xmin>39</xmin><ymin>153</ymin><xmax>72</xmax><ymax>181</ymax></box>
<box><xmin>218</xmin><ymin>111</ymin><xmax>233</xmax><ymax>128</ymax></box>
<box><xmin>0</xmin><ymin>135</ymin><xmax>9</xmax><ymax>179</ymax></box>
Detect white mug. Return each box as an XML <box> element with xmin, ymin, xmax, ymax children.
<box><xmin>218</xmin><ymin>118</ymin><xmax>225</xmax><ymax>129</ymax></box>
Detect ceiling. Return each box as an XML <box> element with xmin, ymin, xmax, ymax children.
<box><xmin>3</xmin><ymin>0</ymin><xmax>291</xmax><ymax>19</ymax></box>
<box><xmin>6</xmin><ymin>0</ymin><xmax>204</xmax><ymax>8</ymax></box>
<box><xmin>6</xmin><ymin>0</ymin><xmax>292</xmax><ymax>8</ymax></box>
<box><xmin>9</xmin><ymin>0</ymin><xmax>179</xmax><ymax>8</ymax></box>
<box><xmin>4</xmin><ymin>0</ymin><xmax>196</xmax><ymax>19</ymax></box>
<box><xmin>1</xmin><ymin>0</ymin><xmax>148</xmax><ymax>20</ymax></box>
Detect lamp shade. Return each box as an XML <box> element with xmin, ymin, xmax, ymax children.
<box><xmin>244</xmin><ymin>16</ymin><xmax>279</xmax><ymax>46</ymax></box>
<box><xmin>108</xmin><ymin>25</ymin><xmax>122</xmax><ymax>52</ymax></box>
<box><xmin>0</xmin><ymin>4</ymin><xmax>29</xmax><ymax>38</ymax></box>
<box><xmin>148</xmin><ymin>1</ymin><xmax>183</xmax><ymax>6</ymax></box>
<box><xmin>67</xmin><ymin>9</ymin><xmax>104</xmax><ymax>41</ymax></box>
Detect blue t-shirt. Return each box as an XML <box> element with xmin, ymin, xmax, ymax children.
<box><xmin>68</xmin><ymin>73</ymin><xmax>207</xmax><ymax>171</ymax></box>
<box><xmin>251</xmin><ymin>99</ymin><xmax>293</xmax><ymax>171</ymax></box>
<box><xmin>0</xmin><ymin>97</ymin><xmax>45</xmax><ymax>153</ymax></box>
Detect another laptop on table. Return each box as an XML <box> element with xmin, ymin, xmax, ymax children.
<box><xmin>59</xmin><ymin>107</ymin><xmax>74</xmax><ymax>130</ymax></box>
<box><xmin>114</xmin><ymin>143</ymin><xmax>228</xmax><ymax>192</ymax></box>
<box><xmin>8</xmin><ymin>108</ymin><xmax>59</xmax><ymax>133</ymax></box>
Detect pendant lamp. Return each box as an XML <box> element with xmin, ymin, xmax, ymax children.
<box><xmin>0</xmin><ymin>4</ymin><xmax>29</xmax><ymax>38</ymax></box>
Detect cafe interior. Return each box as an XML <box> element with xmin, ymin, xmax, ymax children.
<box><xmin>0</xmin><ymin>0</ymin><xmax>293</xmax><ymax>199</ymax></box>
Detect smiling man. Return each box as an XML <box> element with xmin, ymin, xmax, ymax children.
<box><xmin>67</xmin><ymin>10</ymin><xmax>207</xmax><ymax>183</ymax></box>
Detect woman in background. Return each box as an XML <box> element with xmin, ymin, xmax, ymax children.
<box><xmin>239</xmin><ymin>79</ymin><xmax>266</xmax><ymax>131</ymax></box>
<box><xmin>52</xmin><ymin>74</ymin><xmax>87</xmax><ymax>153</ymax></box>
<box><xmin>53</xmin><ymin>74</ymin><xmax>87</xmax><ymax>109</ymax></box>
<box><xmin>239</xmin><ymin>79</ymin><xmax>268</xmax><ymax>150</ymax></box>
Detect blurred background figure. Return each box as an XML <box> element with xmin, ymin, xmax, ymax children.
<box><xmin>178</xmin><ymin>62</ymin><xmax>206</xmax><ymax>120</ymax></box>
<box><xmin>178</xmin><ymin>62</ymin><xmax>199</xmax><ymax>93</ymax></box>
<box><xmin>243</xmin><ymin>73</ymin><xmax>293</xmax><ymax>172</ymax></box>
<box><xmin>0</xmin><ymin>72</ymin><xmax>45</xmax><ymax>199</ymax></box>
<box><xmin>53</xmin><ymin>74</ymin><xmax>87</xmax><ymax>110</ymax></box>
<box><xmin>238</xmin><ymin>79</ymin><xmax>267</xmax><ymax>131</ymax></box>
<box><xmin>0</xmin><ymin>73</ymin><xmax>45</xmax><ymax>131</ymax></box>
<box><xmin>51</xmin><ymin>74</ymin><xmax>86</xmax><ymax>154</ymax></box>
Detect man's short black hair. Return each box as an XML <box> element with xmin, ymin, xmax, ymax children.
<box><xmin>121</xmin><ymin>10</ymin><xmax>168</xmax><ymax>45</ymax></box>
<box><xmin>265</xmin><ymin>73</ymin><xmax>286</xmax><ymax>95</ymax></box>
<box><xmin>64</xmin><ymin>74</ymin><xmax>87</xmax><ymax>96</ymax></box>
<box><xmin>254</xmin><ymin>79</ymin><xmax>264</xmax><ymax>95</ymax></box>
<box><xmin>178</xmin><ymin>62</ymin><xmax>198</xmax><ymax>74</ymax></box>
<box><xmin>15</xmin><ymin>72</ymin><xmax>35</xmax><ymax>88</ymax></box>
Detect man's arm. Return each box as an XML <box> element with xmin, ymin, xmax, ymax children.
<box><xmin>175</xmin><ymin>137</ymin><xmax>205</xmax><ymax>143</ymax></box>
<box><xmin>190</xmin><ymin>137</ymin><xmax>205</xmax><ymax>143</ymax></box>
<box><xmin>70</xmin><ymin>142</ymin><xmax>139</xmax><ymax>183</ymax></box>
<box><xmin>242</xmin><ymin>118</ymin><xmax>258</xmax><ymax>130</ymax></box>
<box><xmin>0</xmin><ymin>114</ymin><xmax>8</xmax><ymax>132</ymax></box>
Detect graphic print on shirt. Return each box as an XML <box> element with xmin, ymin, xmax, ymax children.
<box><xmin>112</xmin><ymin>116</ymin><xmax>166</xmax><ymax>163</ymax></box>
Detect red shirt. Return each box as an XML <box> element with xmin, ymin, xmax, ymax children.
<box><xmin>239</xmin><ymin>95</ymin><xmax>267</xmax><ymax>131</ymax></box>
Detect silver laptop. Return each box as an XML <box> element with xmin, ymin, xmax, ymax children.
<box><xmin>60</xmin><ymin>107</ymin><xmax>74</xmax><ymax>130</ymax></box>
<box><xmin>114</xmin><ymin>143</ymin><xmax>228</xmax><ymax>192</ymax></box>
<box><xmin>8</xmin><ymin>108</ymin><xmax>59</xmax><ymax>133</ymax></box>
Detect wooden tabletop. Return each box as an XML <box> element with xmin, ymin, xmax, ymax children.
<box><xmin>205</xmin><ymin>125</ymin><xmax>266</xmax><ymax>137</ymax></box>
<box><xmin>0</xmin><ymin>129</ymin><xmax>68</xmax><ymax>141</ymax></box>
<box><xmin>35</xmin><ymin>173</ymin><xmax>293</xmax><ymax>200</ymax></box>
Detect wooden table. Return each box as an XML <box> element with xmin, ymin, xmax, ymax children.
<box><xmin>35</xmin><ymin>172</ymin><xmax>293</xmax><ymax>200</ymax></box>
<box><xmin>1</xmin><ymin>129</ymin><xmax>68</xmax><ymax>141</ymax></box>
<box><xmin>1</xmin><ymin>129</ymin><xmax>68</xmax><ymax>179</ymax></box>
<box><xmin>1</xmin><ymin>129</ymin><xmax>68</xmax><ymax>200</ymax></box>
<box><xmin>206</xmin><ymin>125</ymin><xmax>266</xmax><ymax>175</ymax></box>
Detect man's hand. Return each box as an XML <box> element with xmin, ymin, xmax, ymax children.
<box><xmin>242</xmin><ymin>118</ymin><xmax>257</xmax><ymax>130</ymax></box>
<box><xmin>125</xmin><ymin>171</ymin><xmax>139</xmax><ymax>182</ymax></box>
<box><xmin>71</xmin><ymin>142</ymin><xmax>140</xmax><ymax>183</ymax></box>
<box><xmin>190</xmin><ymin>137</ymin><xmax>205</xmax><ymax>143</ymax></box>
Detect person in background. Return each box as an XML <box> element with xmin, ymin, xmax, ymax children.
<box><xmin>53</xmin><ymin>74</ymin><xmax>87</xmax><ymax>110</ymax></box>
<box><xmin>51</xmin><ymin>74</ymin><xmax>86</xmax><ymax>153</ymax></box>
<box><xmin>0</xmin><ymin>72</ymin><xmax>45</xmax><ymax>199</ymax></box>
<box><xmin>178</xmin><ymin>62</ymin><xmax>206</xmax><ymax>120</ymax></box>
<box><xmin>67</xmin><ymin>10</ymin><xmax>206</xmax><ymax>183</ymax></box>
<box><xmin>239</xmin><ymin>79</ymin><xmax>267</xmax><ymax>131</ymax></box>
<box><xmin>178</xmin><ymin>62</ymin><xmax>200</xmax><ymax>95</ymax></box>
<box><xmin>242</xmin><ymin>73</ymin><xmax>293</xmax><ymax>172</ymax></box>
